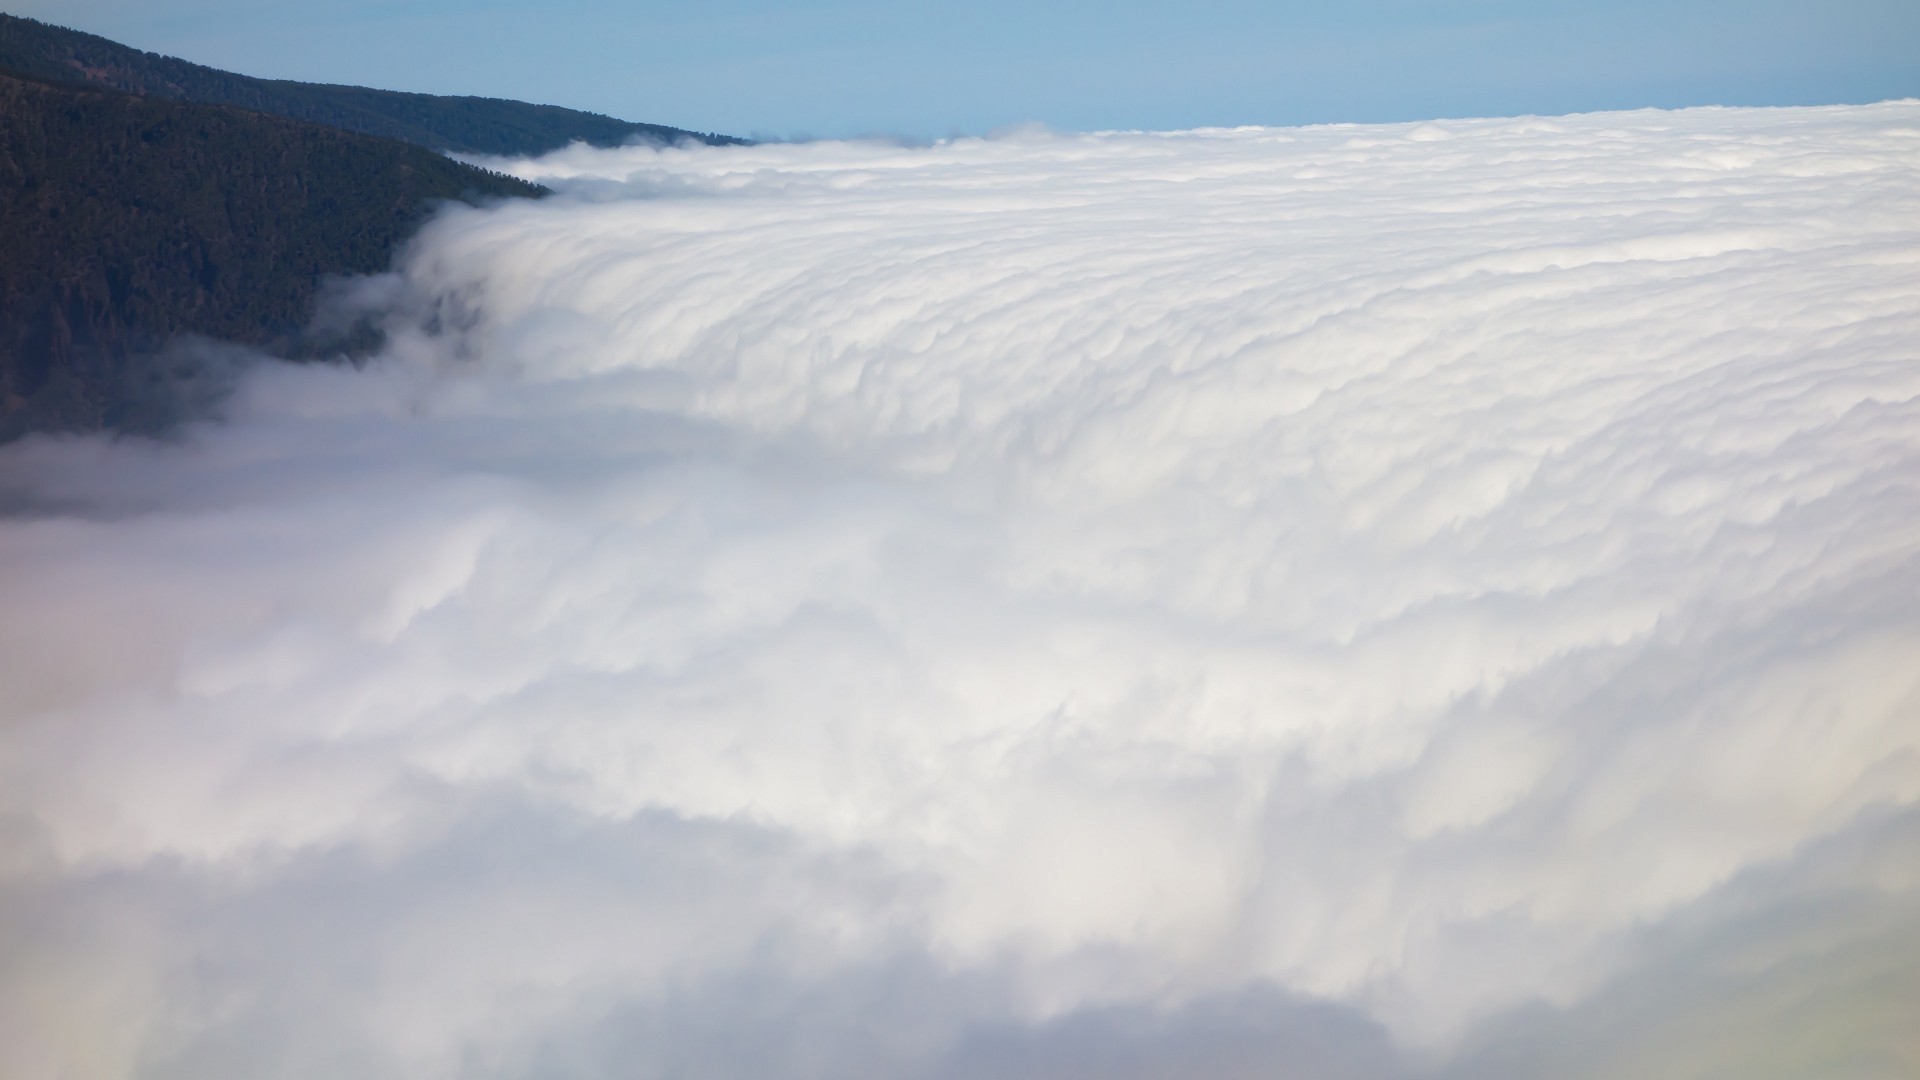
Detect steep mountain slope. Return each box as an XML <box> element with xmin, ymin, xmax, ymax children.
<box><xmin>0</xmin><ymin>13</ymin><xmax>743</xmax><ymax>156</ymax></box>
<box><xmin>0</xmin><ymin>71</ymin><xmax>545</xmax><ymax>439</ymax></box>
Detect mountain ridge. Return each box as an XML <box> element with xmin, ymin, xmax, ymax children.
<box><xmin>0</xmin><ymin>68</ymin><xmax>546</xmax><ymax>439</ymax></box>
<box><xmin>0</xmin><ymin>13</ymin><xmax>745</xmax><ymax>156</ymax></box>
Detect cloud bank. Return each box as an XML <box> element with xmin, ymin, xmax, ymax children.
<box><xmin>4</xmin><ymin>102</ymin><xmax>1919</xmax><ymax>1079</ymax></box>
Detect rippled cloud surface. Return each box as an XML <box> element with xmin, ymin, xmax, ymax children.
<box><xmin>4</xmin><ymin>103</ymin><xmax>1919</xmax><ymax>1079</ymax></box>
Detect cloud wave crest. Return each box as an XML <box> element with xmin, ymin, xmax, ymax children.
<box><xmin>4</xmin><ymin>102</ymin><xmax>1920</xmax><ymax>1079</ymax></box>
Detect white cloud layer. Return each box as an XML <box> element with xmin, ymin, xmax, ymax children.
<box><xmin>4</xmin><ymin>102</ymin><xmax>1920</xmax><ymax>1079</ymax></box>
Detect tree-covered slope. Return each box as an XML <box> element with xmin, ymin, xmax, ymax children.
<box><xmin>0</xmin><ymin>13</ymin><xmax>743</xmax><ymax>156</ymax></box>
<box><xmin>0</xmin><ymin>71</ymin><xmax>545</xmax><ymax>439</ymax></box>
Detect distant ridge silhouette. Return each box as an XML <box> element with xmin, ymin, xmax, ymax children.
<box><xmin>0</xmin><ymin>13</ymin><xmax>746</xmax><ymax>157</ymax></box>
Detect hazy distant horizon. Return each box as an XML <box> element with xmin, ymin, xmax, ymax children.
<box><xmin>10</xmin><ymin>0</ymin><xmax>1919</xmax><ymax>139</ymax></box>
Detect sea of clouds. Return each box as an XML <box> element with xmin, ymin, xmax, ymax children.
<box><xmin>3</xmin><ymin>102</ymin><xmax>1919</xmax><ymax>1079</ymax></box>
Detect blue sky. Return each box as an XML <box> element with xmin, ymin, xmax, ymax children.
<box><xmin>14</xmin><ymin>0</ymin><xmax>1920</xmax><ymax>139</ymax></box>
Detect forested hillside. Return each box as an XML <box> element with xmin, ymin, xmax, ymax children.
<box><xmin>0</xmin><ymin>13</ymin><xmax>743</xmax><ymax>156</ymax></box>
<box><xmin>0</xmin><ymin>71</ymin><xmax>544</xmax><ymax>439</ymax></box>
